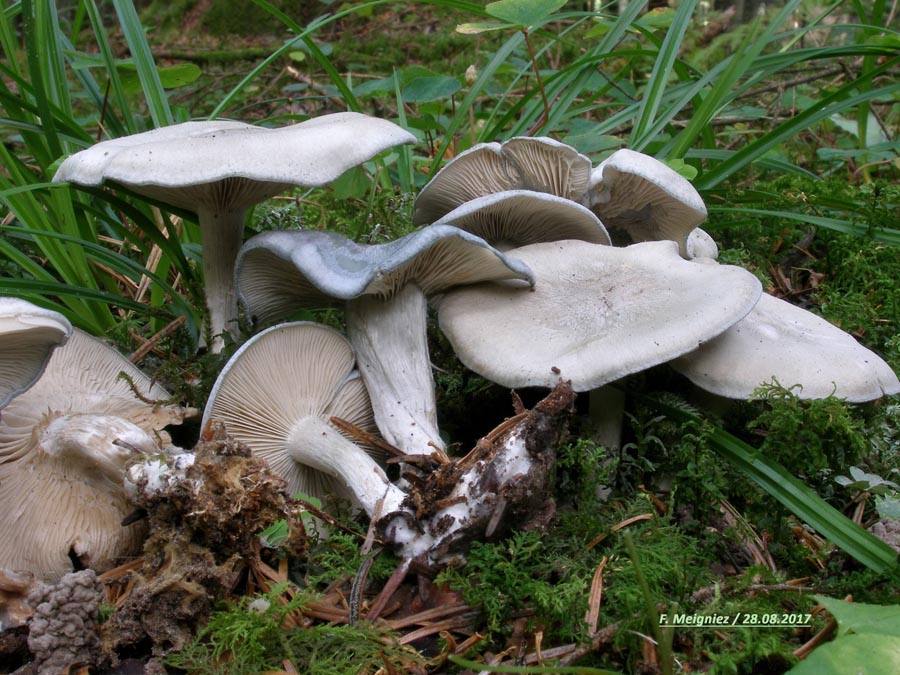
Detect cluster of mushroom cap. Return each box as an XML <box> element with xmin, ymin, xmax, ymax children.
<box><xmin>0</xmin><ymin>300</ymin><xmax>193</xmax><ymax>581</ymax></box>
<box><xmin>413</xmin><ymin>136</ymin><xmax>900</xmax><ymax>403</ymax></box>
<box><xmin>204</xmin><ymin>134</ymin><xmax>900</xmax><ymax>568</ymax></box>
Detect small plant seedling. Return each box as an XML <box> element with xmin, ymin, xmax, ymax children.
<box><xmin>457</xmin><ymin>0</ymin><xmax>568</xmax><ymax>130</ymax></box>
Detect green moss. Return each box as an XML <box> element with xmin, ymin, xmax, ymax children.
<box><xmin>747</xmin><ymin>384</ymin><xmax>867</xmax><ymax>489</ymax></box>
<box><xmin>164</xmin><ymin>584</ymin><xmax>421</xmax><ymax>674</ymax></box>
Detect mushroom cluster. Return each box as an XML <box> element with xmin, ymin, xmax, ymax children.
<box><xmin>413</xmin><ymin>137</ymin><xmax>899</xmax><ymax>404</ymax></box>
<box><xmin>200</xmin><ymin>133</ymin><xmax>899</xmax><ymax>569</ymax></box>
<box><xmin>42</xmin><ymin>114</ymin><xmax>900</xmax><ymax>580</ymax></box>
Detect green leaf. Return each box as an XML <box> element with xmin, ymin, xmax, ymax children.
<box><xmin>329</xmin><ymin>166</ymin><xmax>371</xmax><ymax>200</ymax></box>
<box><xmin>876</xmin><ymin>497</ymin><xmax>900</xmax><ymax>520</ymax></box>
<box><xmin>636</xmin><ymin>6</ymin><xmax>675</xmax><ymax>30</ymax></box>
<box><xmin>118</xmin><ymin>63</ymin><xmax>202</xmax><ymax>94</ymax></box>
<box><xmin>815</xmin><ymin>596</ymin><xmax>900</xmax><ymax>637</ymax></box>
<box><xmin>484</xmin><ymin>0</ymin><xmax>567</xmax><ymax>30</ymax></box>
<box><xmin>112</xmin><ymin>0</ymin><xmax>173</xmax><ymax>127</ymax></box>
<box><xmin>402</xmin><ymin>75</ymin><xmax>461</xmax><ymax>103</ymax></box>
<box><xmin>787</xmin><ymin>634</ymin><xmax>900</xmax><ymax>675</ymax></box>
<box><xmin>663</xmin><ymin>158</ymin><xmax>698</xmax><ymax>180</ymax></box>
<box><xmin>258</xmin><ymin>519</ymin><xmax>289</xmax><ymax>548</ymax></box>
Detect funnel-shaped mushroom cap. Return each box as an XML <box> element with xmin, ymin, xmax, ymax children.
<box><xmin>585</xmin><ymin>149</ymin><xmax>707</xmax><ymax>256</ymax></box>
<box><xmin>202</xmin><ymin>322</ymin><xmax>382</xmax><ymax>503</ymax></box>
<box><xmin>0</xmin><ymin>298</ymin><xmax>72</xmax><ymax>410</ymax></box>
<box><xmin>0</xmin><ymin>330</ymin><xmax>191</xmax><ymax>580</ymax></box>
<box><xmin>53</xmin><ymin>113</ymin><xmax>417</xmax><ymax>211</ymax></box>
<box><xmin>671</xmin><ymin>293</ymin><xmax>900</xmax><ymax>402</ymax></box>
<box><xmin>413</xmin><ymin>137</ymin><xmax>591</xmax><ymax>226</ymax></box>
<box><xmin>236</xmin><ymin>225</ymin><xmax>535</xmax><ymax>326</ymax></box>
<box><xmin>433</xmin><ymin>190</ymin><xmax>611</xmax><ymax>249</ymax></box>
<box><xmin>437</xmin><ymin>239</ymin><xmax>762</xmax><ymax>391</ymax></box>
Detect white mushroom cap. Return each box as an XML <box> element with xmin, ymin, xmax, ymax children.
<box><xmin>53</xmin><ymin>114</ymin><xmax>416</xmax><ymax>209</ymax></box>
<box><xmin>54</xmin><ymin>113</ymin><xmax>416</xmax><ymax>350</ymax></box>
<box><xmin>584</xmin><ymin>149</ymin><xmax>707</xmax><ymax>256</ymax></box>
<box><xmin>437</xmin><ymin>239</ymin><xmax>763</xmax><ymax>391</ymax></box>
<box><xmin>202</xmin><ymin>322</ymin><xmax>403</xmax><ymax>514</ymax></box>
<box><xmin>433</xmin><ymin>190</ymin><xmax>610</xmax><ymax>250</ymax></box>
<box><xmin>235</xmin><ymin>225</ymin><xmax>534</xmax><ymax>326</ymax></box>
<box><xmin>0</xmin><ymin>330</ymin><xmax>191</xmax><ymax>580</ymax></box>
<box><xmin>0</xmin><ymin>298</ymin><xmax>72</xmax><ymax>410</ymax></box>
<box><xmin>671</xmin><ymin>292</ymin><xmax>900</xmax><ymax>402</ymax></box>
<box><xmin>413</xmin><ymin>137</ymin><xmax>592</xmax><ymax>226</ymax></box>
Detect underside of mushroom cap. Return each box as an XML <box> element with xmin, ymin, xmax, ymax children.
<box><xmin>433</xmin><ymin>190</ymin><xmax>611</xmax><ymax>248</ymax></box>
<box><xmin>437</xmin><ymin>239</ymin><xmax>762</xmax><ymax>391</ymax></box>
<box><xmin>236</xmin><ymin>225</ymin><xmax>535</xmax><ymax>327</ymax></box>
<box><xmin>671</xmin><ymin>292</ymin><xmax>900</xmax><ymax>402</ymax></box>
<box><xmin>0</xmin><ymin>330</ymin><xmax>191</xmax><ymax>580</ymax></box>
<box><xmin>54</xmin><ymin>112</ymin><xmax>416</xmax><ymax>212</ymax></box>
<box><xmin>501</xmin><ymin>137</ymin><xmax>591</xmax><ymax>202</ymax></box>
<box><xmin>0</xmin><ymin>298</ymin><xmax>72</xmax><ymax>410</ymax></box>
<box><xmin>413</xmin><ymin>137</ymin><xmax>592</xmax><ymax>226</ymax></box>
<box><xmin>202</xmin><ymin>321</ymin><xmax>380</xmax><ymax>501</ymax></box>
<box><xmin>0</xmin><ymin>329</ymin><xmax>189</xmax><ymax>463</ymax></box>
<box><xmin>585</xmin><ymin>149</ymin><xmax>707</xmax><ymax>255</ymax></box>
<box><xmin>412</xmin><ymin>143</ymin><xmax>516</xmax><ymax>226</ymax></box>
<box><xmin>0</xmin><ymin>448</ymin><xmax>148</xmax><ymax>580</ymax></box>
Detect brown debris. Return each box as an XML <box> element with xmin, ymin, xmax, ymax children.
<box><xmin>101</xmin><ymin>426</ymin><xmax>309</xmax><ymax>660</ymax></box>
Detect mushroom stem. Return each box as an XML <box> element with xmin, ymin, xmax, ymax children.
<box><xmin>286</xmin><ymin>415</ymin><xmax>407</xmax><ymax>517</ymax></box>
<box><xmin>41</xmin><ymin>414</ymin><xmax>159</xmax><ymax>490</ymax></box>
<box><xmin>587</xmin><ymin>385</ymin><xmax>625</xmax><ymax>450</ymax></box>
<box><xmin>197</xmin><ymin>206</ymin><xmax>246</xmax><ymax>353</ymax></box>
<box><xmin>345</xmin><ymin>284</ymin><xmax>446</xmax><ymax>458</ymax></box>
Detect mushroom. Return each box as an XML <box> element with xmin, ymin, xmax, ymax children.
<box><xmin>0</xmin><ymin>329</ymin><xmax>192</xmax><ymax>580</ymax></box>
<box><xmin>201</xmin><ymin>321</ymin><xmax>574</xmax><ymax>572</ymax></box>
<box><xmin>0</xmin><ymin>297</ymin><xmax>72</xmax><ymax>411</ymax></box>
<box><xmin>436</xmin><ymin>239</ymin><xmax>762</xmax><ymax>391</ymax></box>
<box><xmin>54</xmin><ymin>113</ymin><xmax>416</xmax><ymax>351</ymax></box>
<box><xmin>432</xmin><ymin>189</ymin><xmax>610</xmax><ymax>250</ymax></box>
<box><xmin>235</xmin><ymin>226</ymin><xmax>533</xmax><ymax>457</ymax></box>
<box><xmin>412</xmin><ymin>137</ymin><xmax>591</xmax><ymax>226</ymax></box>
<box><xmin>200</xmin><ymin>321</ymin><xmax>401</xmax><ymax>513</ymax></box>
<box><xmin>671</xmin><ymin>292</ymin><xmax>900</xmax><ymax>402</ymax></box>
<box><xmin>583</xmin><ymin>149</ymin><xmax>707</xmax><ymax>256</ymax></box>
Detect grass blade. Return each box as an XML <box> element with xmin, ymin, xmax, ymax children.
<box><xmin>651</xmin><ymin>398</ymin><xmax>899</xmax><ymax>573</ymax></box>
<box><xmin>629</xmin><ymin>0</ymin><xmax>697</xmax><ymax>149</ymax></box>
<box><xmin>112</xmin><ymin>0</ymin><xmax>173</xmax><ymax>127</ymax></box>
<box><xmin>696</xmin><ymin>57</ymin><xmax>900</xmax><ymax>189</ymax></box>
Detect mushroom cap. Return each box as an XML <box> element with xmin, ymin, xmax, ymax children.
<box><xmin>671</xmin><ymin>292</ymin><xmax>900</xmax><ymax>402</ymax></box>
<box><xmin>0</xmin><ymin>330</ymin><xmax>191</xmax><ymax>580</ymax></box>
<box><xmin>201</xmin><ymin>321</ymin><xmax>379</xmax><ymax>501</ymax></box>
<box><xmin>585</xmin><ymin>149</ymin><xmax>707</xmax><ymax>256</ymax></box>
<box><xmin>433</xmin><ymin>190</ymin><xmax>611</xmax><ymax>248</ymax></box>
<box><xmin>685</xmin><ymin>228</ymin><xmax>719</xmax><ymax>261</ymax></box>
<box><xmin>437</xmin><ymin>239</ymin><xmax>763</xmax><ymax>391</ymax></box>
<box><xmin>413</xmin><ymin>137</ymin><xmax>592</xmax><ymax>226</ymax></box>
<box><xmin>235</xmin><ymin>225</ymin><xmax>535</xmax><ymax>326</ymax></box>
<box><xmin>53</xmin><ymin>113</ymin><xmax>417</xmax><ymax>213</ymax></box>
<box><xmin>0</xmin><ymin>298</ymin><xmax>72</xmax><ymax>410</ymax></box>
